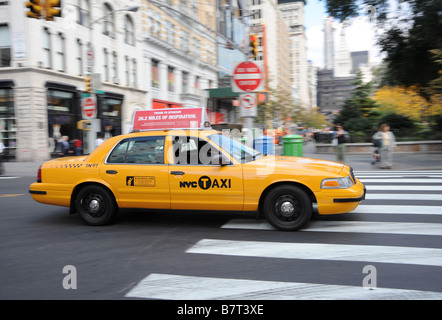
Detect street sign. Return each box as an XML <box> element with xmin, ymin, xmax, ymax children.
<box><xmin>232</xmin><ymin>61</ymin><xmax>264</xmax><ymax>92</ymax></box>
<box><xmin>239</xmin><ymin>93</ymin><xmax>257</xmax><ymax>117</ymax></box>
<box><xmin>87</xmin><ymin>49</ymin><xmax>94</xmax><ymax>67</ymax></box>
<box><xmin>81</xmin><ymin>96</ymin><xmax>97</xmax><ymax>119</ymax></box>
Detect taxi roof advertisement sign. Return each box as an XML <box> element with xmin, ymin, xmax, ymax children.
<box><xmin>132</xmin><ymin>108</ymin><xmax>206</xmax><ymax>131</ymax></box>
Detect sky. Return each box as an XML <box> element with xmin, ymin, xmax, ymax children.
<box><xmin>304</xmin><ymin>0</ymin><xmax>383</xmax><ymax>68</ymax></box>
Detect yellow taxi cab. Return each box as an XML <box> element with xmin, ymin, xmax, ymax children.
<box><xmin>29</xmin><ymin>109</ymin><xmax>365</xmax><ymax>231</ymax></box>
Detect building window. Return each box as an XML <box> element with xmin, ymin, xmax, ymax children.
<box><xmin>180</xmin><ymin>30</ymin><xmax>189</xmax><ymax>52</ymax></box>
<box><xmin>103</xmin><ymin>3</ymin><xmax>115</xmax><ymax>37</ymax></box>
<box><xmin>0</xmin><ymin>25</ymin><xmax>11</xmax><ymax>67</ymax></box>
<box><xmin>76</xmin><ymin>39</ymin><xmax>83</xmax><ymax>75</ymax></box>
<box><xmin>182</xmin><ymin>71</ymin><xmax>189</xmax><ymax>93</ymax></box>
<box><xmin>77</xmin><ymin>0</ymin><xmax>90</xmax><ymax>27</ymax></box>
<box><xmin>124</xmin><ymin>15</ymin><xmax>135</xmax><ymax>46</ymax></box>
<box><xmin>192</xmin><ymin>38</ymin><xmax>200</xmax><ymax>57</ymax></box>
<box><xmin>103</xmin><ymin>49</ymin><xmax>109</xmax><ymax>81</ymax></box>
<box><xmin>131</xmin><ymin>59</ymin><xmax>137</xmax><ymax>86</ymax></box>
<box><xmin>165</xmin><ymin>21</ymin><xmax>174</xmax><ymax>46</ymax></box>
<box><xmin>125</xmin><ymin>56</ymin><xmax>130</xmax><ymax>86</ymax></box>
<box><xmin>151</xmin><ymin>59</ymin><xmax>159</xmax><ymax>88</ymax></box>
<box><xmin>46</xmin><ymin>88</ymin><xmax>75</xmax><ymax>155</ymax></box>
<box><xmin>42</xmin><ymin>28</ymin><xmax>51</xmax><ymax>69</ymax></box>
<box><xmin>111</xmin><ymin>51</ymin><xmax>118</xmax><ymax>82</ymax></box>
<box><xmin>54</xmin><ymin>33</ymin><xmax>65</xmax><ymax>72</ymax></box>
<box><xmin>168</xmin><ymin>67</ymin><xmax>174</xmax><ymax>92</ymax></box>
<box><xmin>0</xmin><ymin>86</ymin><xmax>16</xmax><ymax>159</ymax></box>
<box><xmin>152</xmin><ymin>13</ymin><xmax>161</xmax><ymax>38</ymax></box>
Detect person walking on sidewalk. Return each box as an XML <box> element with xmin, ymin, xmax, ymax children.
<box><xmin>372</xmin><ymin>123</ymin><xmax>396</xmax><ymax>169</ymax></box>
<box><xmin>0</xmin><ymin>141</ymin><xmax>5</xmax><ymax>175</ymax></box>
<box><xmin>333</xmin><ymin>124</ymin><xmax>349</xmax><ymax>162</ymax></box>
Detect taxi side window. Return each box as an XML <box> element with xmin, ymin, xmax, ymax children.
<box><xmin>108</xmin><ymin>137</ymin><xmax>165</xmax><ymax>164</ymax></box>
<box><xmin>172</xmin><ymin>136</ymin><xmax>214</xmax><ymax>165</ymax></box>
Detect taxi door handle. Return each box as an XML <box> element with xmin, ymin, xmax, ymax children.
<box><xmin>170</xmin><ymin>171</ymin><xmax>185</xmax><ymax>175</ymax></box>
<box><xmin>106</xmin><ymin>170</ymin><xmax>118</xmax><ymax>174</ymax></box>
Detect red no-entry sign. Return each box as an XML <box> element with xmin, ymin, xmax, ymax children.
<box><xmin>232</xmin><ymin>61</ymin><xmax>264</xmax><ymax>92</ymax></box>
<box><xmin>81</xmin><ymin>96</ymin><xmax>97</xmax><ymax>119</ymax></box>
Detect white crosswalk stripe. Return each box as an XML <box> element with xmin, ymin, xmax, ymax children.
<box><xmin>126</xmin><ymin>273</ymin><xmax>442</xmax><ymax>300</ymax></box>
<box><xmin>126</xmin><ymin>170</ymin><xmax>442</xmax><ymax>300</ymax></box>
<box><xmin>221</xmin><ymin>219</ymin><xmax>442</xmax><ymax>236</ymax></box>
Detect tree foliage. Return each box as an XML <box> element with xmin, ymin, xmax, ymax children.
<box><xmin>373</xmin><ymin>86</ymin><xmax>432</xmax><ymax>122</ymax></box>
<box><xmin>323</xmin><ymin>0</ymin><xmax>442</xmax><ymax>94</ymax></box>
<box><xmin>333</xmin><ymin>73</ymin><xmax>378</xmax><ymax>141</ymax></box>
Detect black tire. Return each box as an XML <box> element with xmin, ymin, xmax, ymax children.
<box><xmin>263</xmin><ymin>185</ymin><xmax>312</xmax><ymax>231</ymax></box>
<box><xmin>76</xmin><ymin>185</ymin><xmax>118</xmax><ymax>226</ymax></box>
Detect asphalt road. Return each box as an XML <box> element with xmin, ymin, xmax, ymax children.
<box><xmin>1</xmin><ymin>171</ymin><xmax>442</xmax><ymax>302</ymax></box>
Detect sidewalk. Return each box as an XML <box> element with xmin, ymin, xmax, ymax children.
<box><xmin>299</xmin><ymin>142</ymin><xmax>442</xmax><ymax>171</ymax></box>
<box><xmin>2</xmin><ymin>142</ymin><xmax>442</xmax><ymax>177</ymax></box>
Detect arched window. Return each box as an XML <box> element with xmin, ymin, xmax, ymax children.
<box><xmin>103</xmin><ymin>3</ymin><xmax>115</xmax><ymax>37</ymax></box>
<box><xmin>124</xmin><ymin>15</ymin><xmax>135</xmax><ymax>46</ymax></box>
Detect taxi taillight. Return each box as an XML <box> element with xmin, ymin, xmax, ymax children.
<box><xmin>37</xmin><ymin>165</ymin><xmax>42</xmax><ymax>182</ymax></box>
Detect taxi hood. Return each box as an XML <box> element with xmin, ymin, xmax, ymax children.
<box><xmin>250</xmin><ymin>155</ymin><xmax>346</xmax><ymax>176</ymax></box>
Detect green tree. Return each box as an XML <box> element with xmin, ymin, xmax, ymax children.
<box><xmin>323</xmin><ymin>0</ymin><xmax>442</xmax><ymax>94</ymax></box>
<box><xmin>333</xmin><ymin>73</ymin><xmax>378</xmax><ymax>141</ymax></box>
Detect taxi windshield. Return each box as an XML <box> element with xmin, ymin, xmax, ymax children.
<box><xmin>208</xmin><ymin>134</ymin><xmax>264</xmax><ymax>163</ymax></box>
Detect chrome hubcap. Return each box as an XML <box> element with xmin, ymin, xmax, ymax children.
<box><xmin>89</xmin><ymin>199</ymin><xmax>100</xmax><ymax>213</ymax></box>
<box><xmin>280</xmin><ymin>201</ymin><xmax>295</xmax><ymax>215</ymax></box>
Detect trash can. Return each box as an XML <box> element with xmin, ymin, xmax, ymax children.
<box><xmin>283</xmin><ymin>134</ymin><xmax>303</xmax><ymax>157</ymax></box>
<box><xmin>253</xmin><ymin>136</ymin><xmax>275</xmax><ymax>155</ymax></box>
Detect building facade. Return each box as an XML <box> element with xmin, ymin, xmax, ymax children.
<box><xmin>0</xmin><ymin>0</ymin><xmax>145</xmax><ymax>161</ymax></box>
<box><xmin>0</xmin><ymin>0</ymin><xmax>227</xmax><ymax>161</ymax></box>
<box><xmin>141</xmin><ymin>0</ymin><xmax>219</xmax><ymax>113</ymax></box>
<box><xmin>323</xmin><ymin>16</ymin><xmax>334</xmax><ymax>70</ymax></box>
<box><xmin>278</xmin><ymin>0</ymin><xmax>309</xmax><ymax>108</ymax></box>
<box><xmin>248</xmin><ymin>0</ymin><xmax>291</xmax><ymax>96</ymax></box>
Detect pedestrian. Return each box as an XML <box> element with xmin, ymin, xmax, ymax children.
<box><xmin>332</xmin><ymin>124</ymin><xmax>348</xmax><ymax>162</ymax></box>
<box><xmin>74</xmin><ymin>139</ymin><xmax>83</xmax><ymax>156</ymax></box>
<box><xmin>95</xmin><ymin>134</ymin><xmax>104</xmax><ymax>148</ymax></box>
<box><xmin>0</xmin><ymin>141</ymin><xmax>5</xmax><ymax>175</ymax></box>
<box><xmin>372</xmin><ymin>124</ymin><xmax>396</xmax><ymax>169</ymax></box>
<box><xmin>61</xmin><ymin>136</ymin><xmax>70</xmax><ymax>156</ymax></box>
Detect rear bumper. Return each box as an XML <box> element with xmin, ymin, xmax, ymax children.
<box><xmin>29</xmin><ymin>190</ymin><xmax>47</xmax><ymax>195</ymax></box>
<box><xmin>29</xmin><ymin>182</ymin><xmax>71</xmax><ymax>207</ymax></box>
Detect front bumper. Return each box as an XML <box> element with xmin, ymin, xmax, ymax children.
<box><xmin>315</xmin><ymin>180</ymin><xmax>366</xmax><ymax>215</ymax></box>
<box><xmin>333</xmin><ymin>185</ymin><xmax>366</xmax><ymax>203</ymax></box>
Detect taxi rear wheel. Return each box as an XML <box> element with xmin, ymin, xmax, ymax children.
<box><xmin>263</xmin><ymin>185</ymin><xmax>312</xmax><ymax>231</ymax></box>
<box><xmin>76</xmin><ymin>185</ymin><xmax>117</xmax><ymax>226</ymax></box>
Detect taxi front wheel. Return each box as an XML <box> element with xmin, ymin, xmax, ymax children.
<box><xmin>263</xmin><ymin>185</ymin><xmax>312</xmax><ymax>231</ymax></box>
<box><xmin>76</xmin><ymin>185</ymin><xmax>118</xmax><ymax>226</ymax></box>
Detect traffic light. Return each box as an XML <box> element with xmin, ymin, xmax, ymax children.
<box><xmin>257</xmin><ymin>92</ymin><xmax>269</xmax><ymax>104</ymax></box>
<box><xmin>249</xmin><ymin>34</ymin><xmax>258</xmax><ymax>59</ymax></box>
<box><xmin>25</xmin><ymin>0</ymin><xmax>42</xmax><ymax>19</ymax></box>
<box><xmin>84</xmin><ymin>76</ymin><xmax>92</xmax><ymax>93</ymax></box>
<box><xmin>45</xmin><ymin>0</ymin><xmax>62</xmax><ymax>21</ymax></box>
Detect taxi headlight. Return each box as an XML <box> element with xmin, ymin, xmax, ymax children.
<box><xmin>321</xmin><ymin>175</ymin><xmax>354</xmax><ymax>189</ymax></box>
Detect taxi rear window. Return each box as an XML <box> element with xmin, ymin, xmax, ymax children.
<box><xmin>107</xmin><ymin>137</ymin><xmax>165</xmax><ymax>164</ymax></box>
